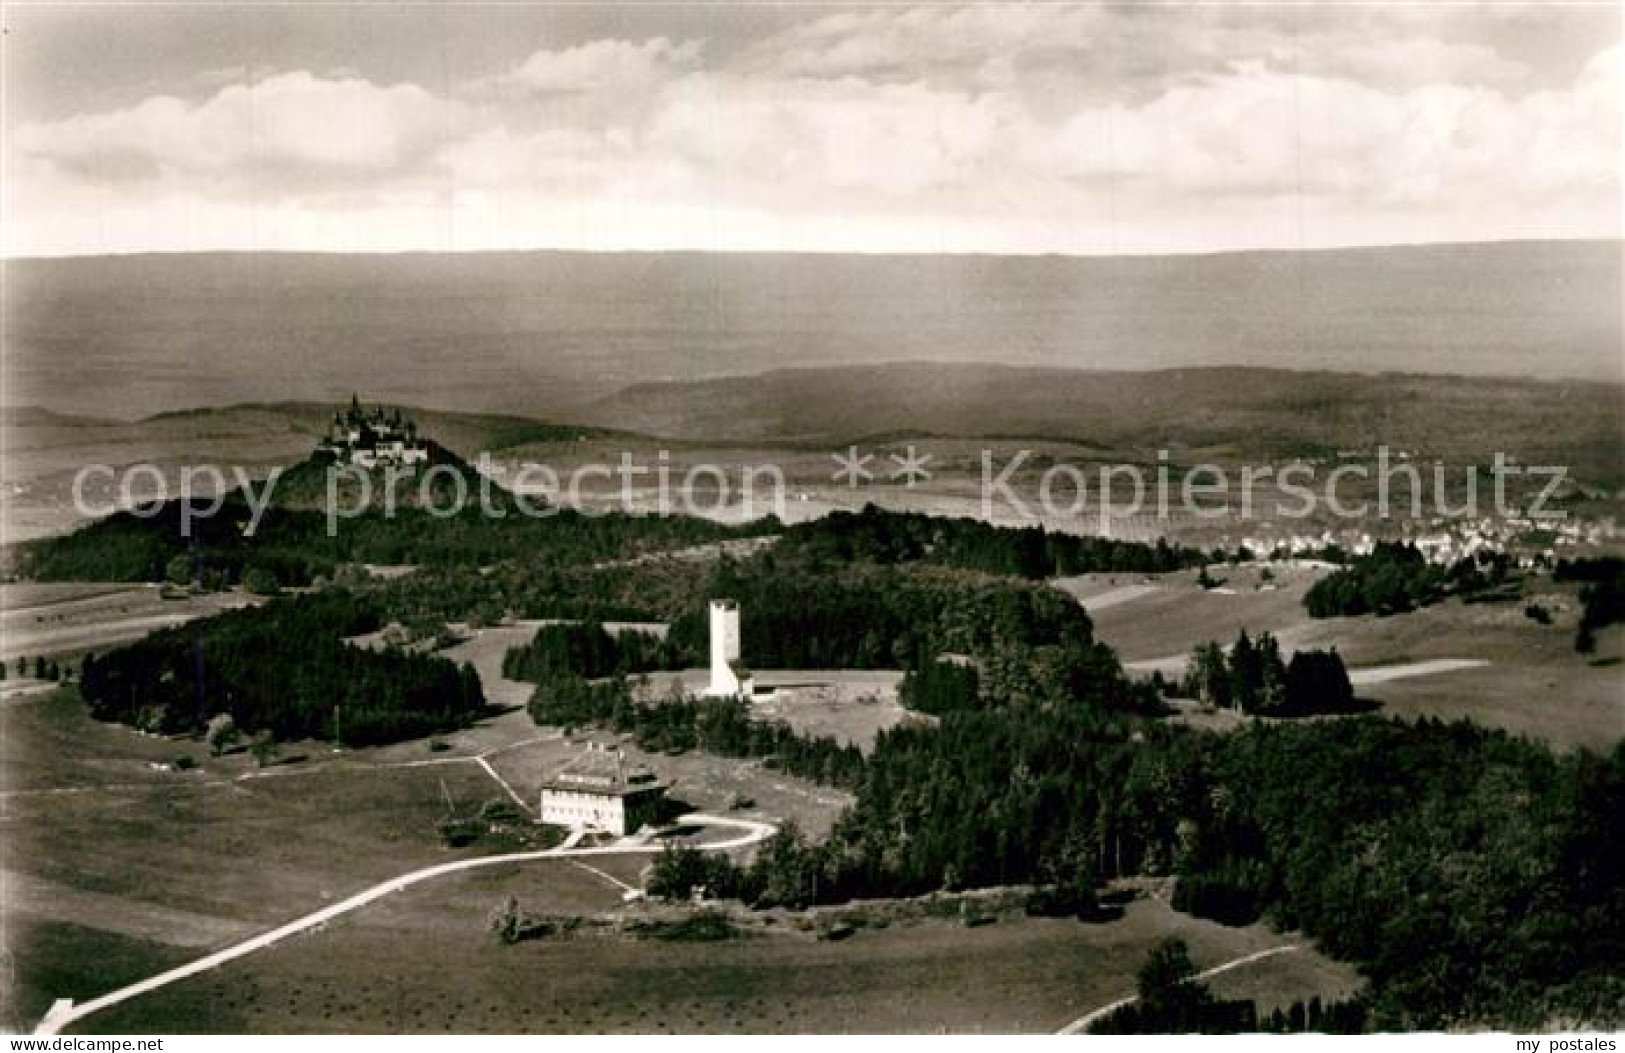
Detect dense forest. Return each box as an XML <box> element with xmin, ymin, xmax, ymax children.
<box><xmin>897</xmin><ymin>654</ymin><xmax>982</xmax><ymax>715</ymax></box>
<box><xmin>358</xmin><ymin>507</ymin><xmax>1214</xmax><ymax>642</ymax></box>
<box><xmin>19</xmin><ymin>459</ymin><xmax>768</xmax><ymax>586</ymax></box>
<box><xmin>645</xmin><ymin>702</ymin><xmax>1621</xmax><ymax>1030</ymax></box>
<box><xmin>1303</xmin><ymin>541</ymin><xmax>1513</xmax><ymax>618</ymax></box>
<box><xmin>778</xmin><ymin>504</ymin><xmax>1206</xmax><ymax>577</ymax></box>
<box><xmin>79</xmin><ymin>591</ymin><xmax>485</xmax><ymax>745</ymax></box>
<box><xmin>661</xmin><ymin>562</ymin><xmax>1136</xmax><ymax>711</ymax></box>
<box><xmin>496</xmin><ymin>558</ymin><xmax>1116</xmax><ymax>691</ymax></box>
<box><xmin>502</xmin><ymin>622</ymin><xmax>678</xmax><ymax>682</ymax></box>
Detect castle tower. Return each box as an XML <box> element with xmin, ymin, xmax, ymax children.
<box><xmin>703</xmin><ymin>599</ymin><xmax>747</xmax><ymax>697</ymax></box>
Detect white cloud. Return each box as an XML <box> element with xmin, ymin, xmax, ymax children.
<box><xmin>4</xmin><ymin>8</ymin><xmax>1619</xmax><ymax>257</ymax></box>
<box><xmin>15</xmin><ymin>72</ymin><xmax>466</xmax><ymax>185</ymax></box>
<box><xmin>642</xmin><ymin>73</ymin><xmax>1009</xmax><ymax>197</ymax></box>
<box><xmin>737</xmin><ymin>4</ymin><xmax>1540</xmax><ymax>97</ymax></box>
<box><xmin>1046</xmin><ymin>64</ymin><xmax>1619</xmax><ymax>205</ymax></box>
<box><xmin>493</xmin><ymin>37</ymin><xmax>701</xmax><ymax>96</ymax></box>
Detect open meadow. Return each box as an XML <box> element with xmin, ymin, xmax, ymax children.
<box><xmin>1066</xmin><ymin>564</ymin><xmax>1624</xmax><ymax>751</ymax></box>
<box><xmin>0</xmin><ymin>665</ymin><xmax>851</xmax><ymax>1031</ymax></box>
<box><xmin>74</xmin><ymin>893</ymin><xmax>1359</xmax><ymax>1034</ymax></box>
<box><xmin>0</xmin><ymin>582</ymin><xmax>257</xmax><ymax>664</ymax></box>
<box><xmin>1057</xmin><ymin>563</ymin><xmax>1325</xmax><ymax>663</ymax></box>
<box><xmin>1</xmin><ymin>688</ymin><xmax>520</xmax><ymax>1028</ymax></box>
<box><xmin>634</xmin><ymin>669</ymin><xmax>915</xmax><ymax>750</ymax></box>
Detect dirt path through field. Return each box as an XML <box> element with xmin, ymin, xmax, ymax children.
<box><xmin>1346</xmin><ymin>658</ymin><xmax>1490</xmax><ymax>685</ymax></box>
<box><xmin>1125</xmin><ymin>653</ymin><xmax>1491</xmax><ymax>685</ymax></box>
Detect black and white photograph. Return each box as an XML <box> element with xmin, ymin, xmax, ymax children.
<box><xmin>1</xmin><ymin>0</ymin><xmax>1621</xmax><ymax>1040</ymax></box>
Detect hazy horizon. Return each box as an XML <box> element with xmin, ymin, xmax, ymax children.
<box><xmin>5</xmin><ymin>233</ymin><xmax>1618</xmax><ymax>265</ymax></box>
<box><xmin>5</xmin><ymin>240</ymin><xmax>1619</xmax><ymax>422</ymax></box>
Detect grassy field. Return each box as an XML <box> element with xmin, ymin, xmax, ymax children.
<box><xmin>0</xmin><ymin>677</ymin><xmax>852</xmax><ymax>1030</ymax></box>
<box><xmin>0</xmin><ymin>582</ymin><xmax>256</xmax><ymax>665</ymax></box>
<box><xmin>438</xmin><ymin>623</ymin><xmax>546</xmax><ymax>709</ymax></box>
<box><xmin>1285</xmin><ymin>578</ymin><xmax>1621</xmax><ymax>750</ymax></box>
<box><xmin>1062</xmin><ymin>563</ymin><xmax>1324</xmax><ymax>663</ymax></box>
<box><xmin>75</xmin><ymin>894</ymin><xmax>1359</xmax><ymax>1034</ymax></box>
<box><xmin>2</xmin><ymin>746</ymin><xmax>519</xmax><ymax>1028</ymax></box>
<box><xmin>1072</xmin><ymin>564</ymin><xmax>1624</xmax><ymax>752</ymax></box>
<box><xmin>0</xmin><ymin>688</ymin><xmax>541</xmax><ymax>1028</ymax></box>
<box><xmin>634</xmin><ymin>669</ymin><xmax>916</xmax><ymax>751</ymax></box>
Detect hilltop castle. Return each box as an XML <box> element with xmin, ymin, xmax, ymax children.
<box><xmin>316</xmin><ymin>395</ymin><xmax>430</xmax><ymax>469</ymax></box>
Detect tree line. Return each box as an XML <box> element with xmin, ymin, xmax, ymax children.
<box><xmin>397</xmin><ymin>507</ymin><xmax>1212</xmax><ymax>634</ymax></box>
<box><xmin>653</xmin><ymin>703</ymin><xmax>1619</xmax><ymax>1030</ymax></box>
<box><xmin>1180</xmin><ymin>630</ymin><xmax>1358</xmax><ymax>716</ymax></box>
<box><xmin>502</xmin><ymin>622</ymin><xmax>678</xmax><ymax>682</ymax></box>
<box><xmin>527</xmin><ymin>676</ymin><xmax>867</xmax><ymax>790</ymax></box>
<box><xmin>19</xmin><ymin>475</ymin><xmax>766</xmax><ymax>586</ymax></box>
<box><xmin>7</xmin><ymin>656</ymin><xmax>71</xmax><ymax>682</ymax></box>
<box><xmin>779</xmin><ymin>504</ymin><xmax>1206</xmax><ymax>579</ymax></box>
<box><xmin>1087</xmin><ymin>938</ymin><xmax>1367</xmax><ymax>1034</ymax></box>
<box><xmin>1304</xmin><ymin>542</ymin><xmax>1512</xmax><ymax>618</ymax></box>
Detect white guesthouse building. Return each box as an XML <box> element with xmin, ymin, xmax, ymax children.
<box><xmin>538</xmin><ymin>745</ymin><xmax>667</xmax><ymax>837</ymax></box>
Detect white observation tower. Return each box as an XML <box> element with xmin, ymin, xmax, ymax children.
<box><xmin>703</xmin><ymin>599</ymin><xmax>752</xmax><ymax>698</ymax></box>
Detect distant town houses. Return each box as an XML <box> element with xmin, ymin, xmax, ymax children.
<box><xmin>316</xmin><ymin>395</ymin><xmax>430</xmax><ymax>469</ymax></box>
<box><xmin>1238</xmin><ymin>513</ymin><xmax>1619</xmax><ymax>570</ymax></box>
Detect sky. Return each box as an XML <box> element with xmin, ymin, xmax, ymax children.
<box><xmin>3</xmin><ymin>2</ymin><xmax>1620</xmax><ymax>257</ymax></box>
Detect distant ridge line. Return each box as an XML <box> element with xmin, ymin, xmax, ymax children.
<box><xmin>5</xmin><ymin>235</ymin><xmax>1620</xmax><ymax>265</ymax></box>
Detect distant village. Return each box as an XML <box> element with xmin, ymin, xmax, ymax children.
<box><xmin>1236</xmin><ymin>513</ymin><xmax>1619</xmax><ymax>570</ymax></box>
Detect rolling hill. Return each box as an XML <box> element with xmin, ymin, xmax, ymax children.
<box><xmin>0</xmin><ymin>402</ymin><xmax>640</xmax><ymax>543</ymax></box>
<box><xmin>585</xmin><ymin>364</ymin><xmax>1624</xmax><ymax>483</ymax></box>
